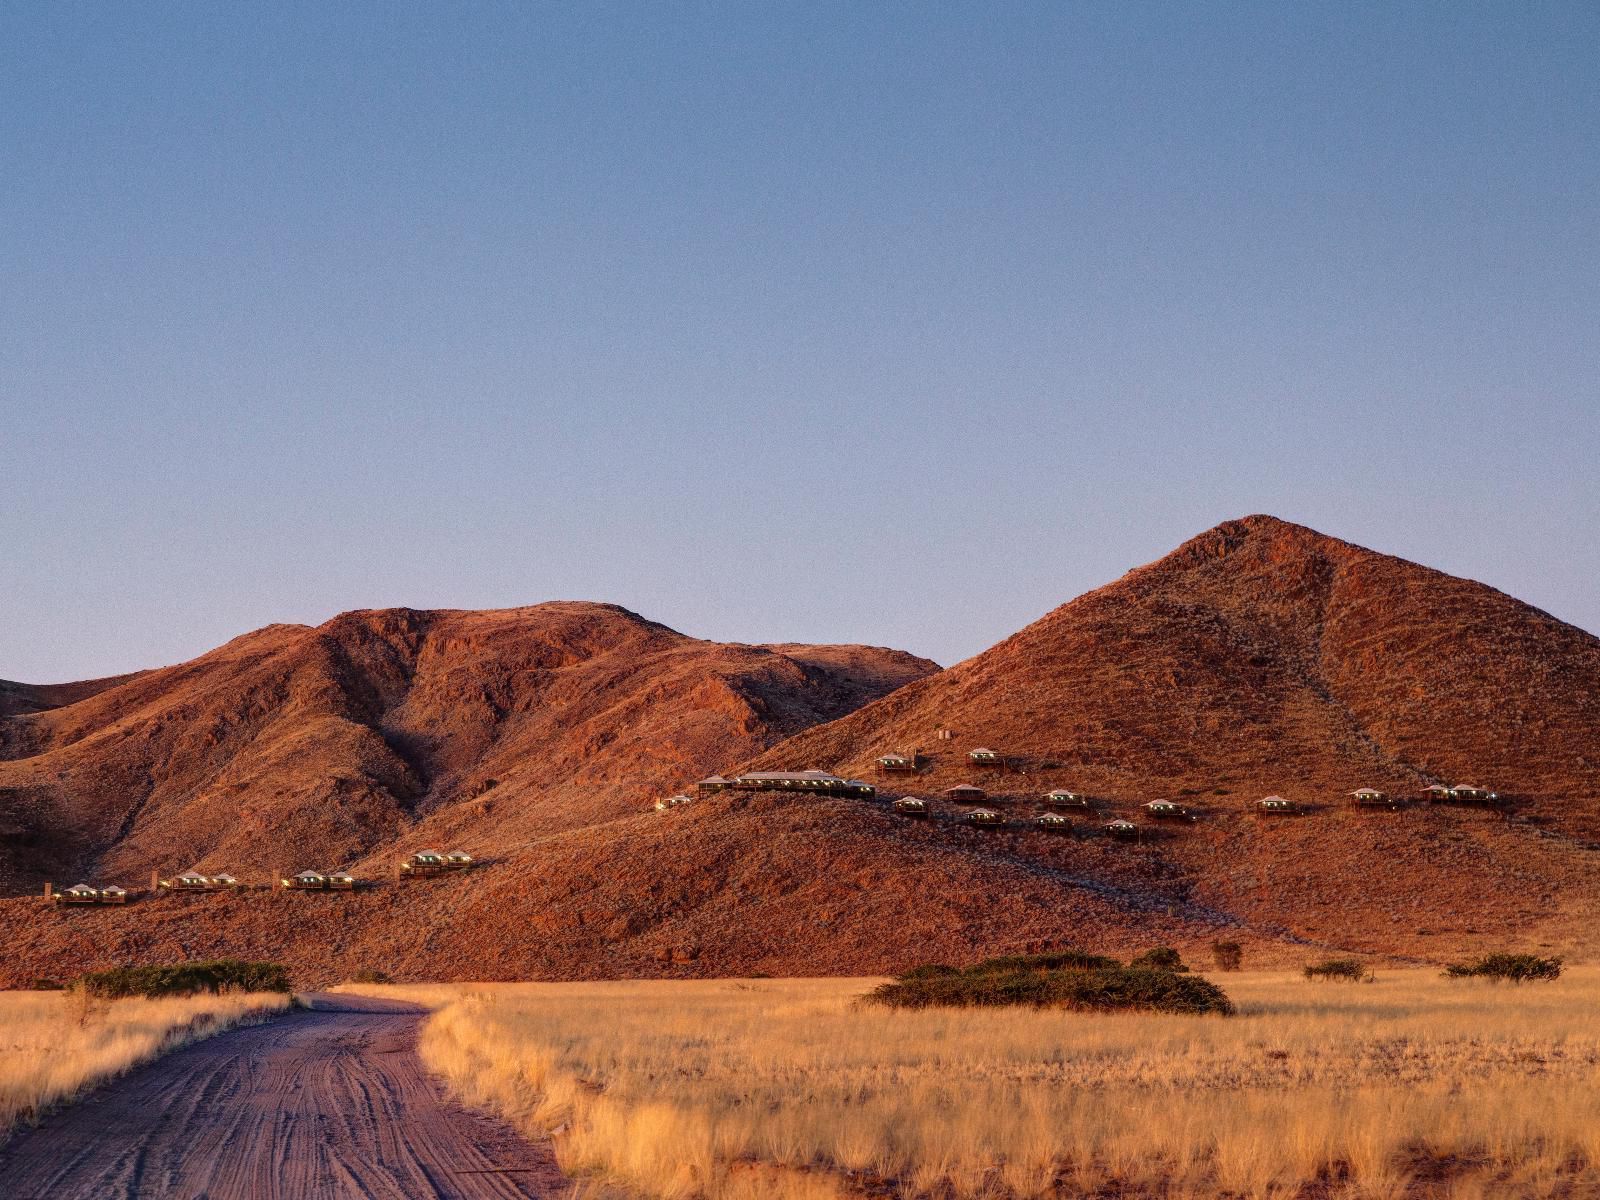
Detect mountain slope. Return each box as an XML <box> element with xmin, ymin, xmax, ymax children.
<box><xmin>0</xmin><ymin>602</ymin><xmax>936</xmax><ymax>890</ymax></box>
<box><xmin>743</xmin><ymin>515</ymin><xmax>1600</xmax><ymax>957</ymax></box>
<box><xmin>2</xmin><ymin>518</ymin><xmax>1596</xmax><ymax>987</ymax></box>
<box><xmin>754</xmin><ymin>516</ymin><xmax>1600</xmax><ymax>807</ymax></box>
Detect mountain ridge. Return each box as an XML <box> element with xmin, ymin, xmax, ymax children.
<box><xmin>0</xmin><ymin>601</ymin><xmax>936</xmax><ymax>891</ymax></box>
<box><xmin>1</xmin><ymin>517</ymin><xmax>1596</xmax><ymax>986</ymax></box>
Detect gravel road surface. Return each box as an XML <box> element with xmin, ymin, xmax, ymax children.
<box><xmin>0</xmin><ymin>993</ymin><xmax>566</xmax><ymax>1199</ymax></box>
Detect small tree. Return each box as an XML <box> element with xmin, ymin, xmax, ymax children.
<box><xmin>1211</xmin><ymin>941</ymin><xmax>1244</xmax><ymax>972</ymax></box>
<box><xmin>1130</xmin><ymin>947</ymin><xmax>1188</xmax><ymax>972</ymax></box>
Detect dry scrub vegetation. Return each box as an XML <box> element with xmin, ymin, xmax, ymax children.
<box><xmin>346</xmin><ymin>969</ymin><xmax>1600</xmax><ymax>1199</ymax></box>
<box><xmin>0</xmin><ymin>989</ymin><xmax>291</xmax><ymax>1142</ymax></box>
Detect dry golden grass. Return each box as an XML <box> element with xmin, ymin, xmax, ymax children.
<box><xmin>343</xmin><ymin>970</ymin><xmax>1600</xmax><ymax>1199</ymax></box>
<box><xmin>0</xmin><ymin>989</ymin><xmax>292</xmax><ymax>1142</ymax></box>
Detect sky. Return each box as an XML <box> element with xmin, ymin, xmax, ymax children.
<box><xmin>3</xmin><ymin>2</ymin><xmax>1597</xmax><ymax>682</ymax></box>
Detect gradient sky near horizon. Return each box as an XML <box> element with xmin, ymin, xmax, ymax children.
<box><xmin>3</xmin><ymin>3</ymin><xmax>1598</xmax><ymax>683</ymax></box>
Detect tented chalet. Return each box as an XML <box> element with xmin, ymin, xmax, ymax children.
<box><xmin>1423</xmin><ymin>783</ymin><xmax>1500</xmax><ymax>804</ymax></box>
<box><xmin>654</xmin><ymin>794</ymin><xmax>694</xmax><ymax>812</ymax></box>
<box><xmin>945</xmin><ymin>783</ymin><xmax>987</xmax><ymax>802</ymax></box>
<box><xmin>1256</xmin><ymin>795</ymin><xmax>1302</xmax><ymax>815</ymax></box>
<box><xmin>728</xmin><ymin>771</ymin><xmax>876</xmax><ymax>798</ymax></box>
<box><xmin>696</xmin><ymin>775</ymin><xmax>732</xmax><ymax>794</ymax></box>
<box><xmin>893</xmin><ymin>796</ymin><xmax>929</xmax><ymax>817</ymax></box>
<box><xmin>1103</xmin><ymin>819</ymin><xmax>1140</xmax><ymax>840</ymax></box>
<box><xmin>401</xmin><ymin>849</ymin><xmax>475</xmax><ymax>876</ymax></box>
<box><xmin>963</xmin><ymin>808</ymin><xmax>1005</xmax><ymax>828</ymax></box>
<box><xmin>52</xmin><ymin>882</ymin><xmax>131</xmax><ymax>905</ymax></box>
<box><xmin>1044</xmin><ymin>789</ymin><xmax>1090</xmax><ymax>810</ymax></box>
<box><xmin>1349</xmin><ymin>788</ymin><xmax>1394</xmax><ymax>807</ymax></box>
<box><xmin>164</xmin><ymin>871</ymin><xmax>242</xmax><ymax>892</ymax></box>
<box><xmin>401</xmin><ymin>850</ymin><xmax>449</xmax><ymax>876</ymax></box>
<box><xmin>1034</xmin><ymin>812</ymin><xmax>1072</xmax><ymax>832</ymax></box>
<box><xmin>877</xmin><ymin>754</ymin><xmax>916</xmax><ymax>773</ymax></box>
<box><xmin>968</xmin><ymin>748</ymin><xmax>1002</xmax><ymax>766</ymax></box>
<box><xmin>282</xmin><ymin>870</ymin><xmax>327</xmax><ymax>890</ymax></box>
<box><xmin>328</xmin><ymin>872</ymin><xmax>357</xmax><ymax>890</ymax></box>
<box><xmin>1144</xmin><ymin>800</ymin><xmax>1191</xmax><ymax>820</ymax></box>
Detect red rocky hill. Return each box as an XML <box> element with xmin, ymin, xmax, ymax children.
<box><xmin>0</xmin><ymin>603</ymin><xmax>934</xmax><ymax>892</ymax></box>
<box><xmin>1</xmin><ymin>519</ymin><xmax>1596</xmax><ymax>986</ymax></box>
<box><xmin>746</xmin><ymin>515</ymin><xmax>1600</xmax><ymax>961</ymax></box>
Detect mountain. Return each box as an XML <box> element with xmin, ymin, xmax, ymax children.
<box><xmin>1</xmin><ymin>519</ymin><xmax>1596</xmax><ymax>987</ymax></box>
<box><xmin>758</xmin><ymin>515</ymin><xmax>1600</xmax><ymax>801</ymax></box>
<box><xmin>745</xmin><ymin>514</ymin><xmax>1600</xmax><ymax>958</ymax></box>
<box><xmin>0</xmin><ymin>603</ymin><xmax>935</xmax><ymax>891</ymax></box>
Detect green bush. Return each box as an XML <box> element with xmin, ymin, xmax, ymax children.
<box><xmin>1211</xmin><ymin>941</ymin><xmax>1244</xmax><ymax>972</ymax></box>
<box><xmin>1303</xmin><ymin>958</ymin><xmax>1370</xmax><ymax>982</ymax></box>
<box><xmin>28</xmin><ymin>978</ymin><xmax>65</xmax><ymax>991</ymax></box>
<box><xmin>872</xmin><ymin>952</ymin><xmax>1232</xmax><ymax>1016</ymax></box>
<box><xmin>75</xmin><ymin>959</ymin><xmax>293</xmax><ymax>999</ymax></box>
<box><xmin>349</xmin><ymin>969</ymin><xmax>392</xmax><ymax>985</ymax></box>
<box><xmin>1130</xmin><ymin>947</ymin><xmax>1188</xmax><ymax>972</ymax></box>
<box><xmin>1444</xmin><ymin>954</ymin><xmax>1562</xmax><ymax>982</ymax></box>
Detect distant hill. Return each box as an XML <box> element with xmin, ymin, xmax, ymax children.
<box><xmin>0</xmin><ymin>602</ymin><xmax>935</xmax><ymax>890</ymax></box>
<box><xmin>2</xmin><ymin>519</ymin><xmax>1596</xmax><ymax>986</ymax></box>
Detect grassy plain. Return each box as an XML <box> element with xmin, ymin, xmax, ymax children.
<box><xmin>343</xmin><ymin>969</ymin><xmax>1600</xmax><ymax>1199</ymax></box>
<box><xmin>0</xmin><ymin>989</ymin><xmax>292</xmax><ymax>1142</ymax></box>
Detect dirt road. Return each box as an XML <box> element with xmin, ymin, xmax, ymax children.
<box><xmin>0</xmin><ymin>993</ymin><xmax>567</xmax><ymax>1199</ymax></box>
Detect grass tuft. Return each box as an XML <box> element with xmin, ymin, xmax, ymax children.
<box><xmin>1</xmin><ymin>989</ymin><xmax>291</xmax><ymax>1143</ymax></box>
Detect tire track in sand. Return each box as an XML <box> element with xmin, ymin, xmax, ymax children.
<box><xmin>0</xmin><ymin>993</ymin><xmax>564</xmax><ymax>1199</ymax></box>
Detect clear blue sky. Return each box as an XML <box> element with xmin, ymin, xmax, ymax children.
<box><xmin>3</xmin><ymin>3</ymin><xmax>1597</xmax><ymax>682</ymax></box>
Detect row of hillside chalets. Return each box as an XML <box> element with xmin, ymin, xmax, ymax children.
<box><xmin>45</xmin><ymin>849</ymin><xmax>477</xmax><ymax>909</ymax></box>
<box><xmin>51</xmin><ymin>751</ymin><xmax>1505</xmax><ymax>903</ymax></box>
<box><xmin>655</xmin><ymin>769</ymin><xmax>876</xmax><ymax>810</ymax></box>
<box><xmin>654</xmin><ymin>750</ymin><xmax>1503</xmax><ymax>837</ymax></box>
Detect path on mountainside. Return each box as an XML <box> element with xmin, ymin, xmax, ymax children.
<box><xmin>0</xmin><ymin>994</ymin><xmax>566</xmax><ymax>1200</ymax></box>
